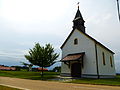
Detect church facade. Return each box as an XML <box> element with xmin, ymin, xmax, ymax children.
<box><xmin>60</xmin><ymin>6</ymin><xmax>116</xmax><ymax>78</ymax></box>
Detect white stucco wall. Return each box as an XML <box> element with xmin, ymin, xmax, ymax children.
<box><xmin>97</xmin><ymin>44</ymin><xmax>116</xmax><ymax>75</ymax></box>
<box><xmin>61</xmin><ymin>29</ymin><xmax>97</xmax><ymax>75</ymax></box>
<box><xmin>61</xmin><ymin>62</ymin><xmax>71</xmax><ymax>73</ymax></box>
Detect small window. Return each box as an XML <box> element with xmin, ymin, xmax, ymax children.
<box><xmin>110</xmin><ymin>56</ymin><xmax>113</xmax><ymax>67</ymax></box>
<box><xmin>74</xmin><ymin>38</ymin><xmax>78</xmax><ymax>45</ymax></box>
<box><xmin>102</xmin><ymin>52</ymin><xmax>106</xmax><ymax>65</ymax></box>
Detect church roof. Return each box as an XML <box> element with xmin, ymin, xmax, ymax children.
<box><xmin>60</xmin><ymin>29</ymin><xmax>114</xmax><ymax>54</ymax></box>
<box><xmin>74</xmin><ymin>7</ymin><xmax>83</xmax><ymax>21</ymax></box>
<box><xmin>61</xmin><ymin>52</ymin><xmax>85</xmax><ymax>62</ymax></box>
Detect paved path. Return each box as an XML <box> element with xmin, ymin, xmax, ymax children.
<box><xmin>0</xmin><ymin>76</ymin><xmax>120</xmax><ymax>90</ymax></box>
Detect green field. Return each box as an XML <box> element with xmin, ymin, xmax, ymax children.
<box><xmin>0</xmin><ymin>85</ymin><xmax>20</xmax><ymax>90</ymax></box>
<box><xmin>68</xmin><ymin>75</ymin><xmax>120</xmax><ymax>86</ymax></box>
<box><xmin>0</xmin><ymin>71</ymin><xmax>59</xmax><ymax>80</ymax></box>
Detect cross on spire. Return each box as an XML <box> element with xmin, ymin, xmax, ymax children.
<box><xmin>77</xmin><ymin>2</ymin><xmax>80</xmax><ymax>9</ymax></box>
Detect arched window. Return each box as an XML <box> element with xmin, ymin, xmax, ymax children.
<box><xmin>102</xmin><ymin>52</ymin><xmax>106</xmax><ymax>65</ymax></box>
<box><xmin>110</xmin><ymin>56</ymin><xmax>113</xmax><ymax>67</ymax></box>
<box><xmin>74</xmin><ymin>38</ymin><xmax>78</xmax><ymax>45</ymax></box>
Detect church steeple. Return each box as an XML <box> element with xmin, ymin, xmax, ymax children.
<box><xmin>73</xmin><ymin>3</ymin><xmax>85</xmax><ymax>33</ymax></box>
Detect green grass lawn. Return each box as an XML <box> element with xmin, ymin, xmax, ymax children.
<box><xmin>0</xmin><ymin>85</ymin><xmax>21</xmax><ymax>90</ymax></box>
<box><xmin>68</xmin><ymin>75</ymin><xmax>120</xmax><ymax>86</ymax></box>
<box><xmin>0</xmin><ymin>71</ymin><xmax>59</xmax><ymax>80</ymax></box>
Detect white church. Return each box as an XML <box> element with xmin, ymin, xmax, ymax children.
<box><xmin>60</xmin><ymin>6</ymin><xmax>116</xmax><ymax>78</ymax></box>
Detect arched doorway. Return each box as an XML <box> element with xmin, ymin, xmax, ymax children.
<box><xmin>71</xmin><ymin>63</ymin><xmax>81</xmax><ymax>77</ymax></box>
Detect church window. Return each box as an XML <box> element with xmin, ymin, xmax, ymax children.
<box><xmin>102</xmin><ymin>52</ymin><xmax>106</xmax><ymax>65</ymax></box>
<box><xmin>74</xmin><ymin>38</ymin><xmax>78</xmax><ymax>45</ymax></box>
<box><xmin>110</xmin><ymin>56</ymin><xmax>113</xmax><ymax>67</ymax></box>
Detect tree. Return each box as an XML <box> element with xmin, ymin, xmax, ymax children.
<box><xmin>20</xmin><ymin>62</ymin><xmax>33</xmax><ymax>71</ymax></box>
<box><xmin>25</xmin><ymin>43</ymin><xmax>59</xmax><ymax>77</ymax></box>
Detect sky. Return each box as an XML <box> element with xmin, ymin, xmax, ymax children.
<box><xmin>0</xmin><ymin>0</ymin><xmax>120</xmax><ymax>71</ymax></box>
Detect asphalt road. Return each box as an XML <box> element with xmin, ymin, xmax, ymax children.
<box><xmin>0</xmin><ymin>76</ymin><xmax>120</xmax><ymax>90</ymax></box>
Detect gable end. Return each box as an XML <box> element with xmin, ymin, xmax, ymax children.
<box><xmin>60</xmin><ymin>29</ymin><xmax>114</xmax><ymax>54</ymax></box>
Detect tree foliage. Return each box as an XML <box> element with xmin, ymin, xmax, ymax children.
<box><xmin>24</xmin><ymin>43</ymin><xmax>59</xmax><ymax>77</ymax></box>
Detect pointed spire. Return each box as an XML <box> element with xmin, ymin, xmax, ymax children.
<box><xmin>74</xmin><ymin>2</ymin><xmax>83</xmax><ymax>20</ymax></box>
<box><xmin>73</xmin><ymin>2</ymin><xmax>85</xmax><ymax>33</ymax></box>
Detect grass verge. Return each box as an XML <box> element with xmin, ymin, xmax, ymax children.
<box><xmin>68</xmin><ymin>75</ymin><xmax>120</xmax><ymax>86</ymax></box>
<box><xmin>0</xmin><ymin>85</ymin><xmax>21</xmax><ymax>90</ymax></box>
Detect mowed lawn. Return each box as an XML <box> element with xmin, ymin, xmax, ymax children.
<box><xmin>0</xmin><ymin>71</ymin><xmax>59</xmax><ymax>80</ymax></box>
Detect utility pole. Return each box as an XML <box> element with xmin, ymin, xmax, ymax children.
<box><xmin>116</xmin><ymin>0</ymin><xmax>120</xmax><ymax>22</ymax></box>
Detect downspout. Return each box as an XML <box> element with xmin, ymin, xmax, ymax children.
<box><xmin>95</xmin><ymin>43</ymin><xmax>99</xmax><ymax>79</ymax></box>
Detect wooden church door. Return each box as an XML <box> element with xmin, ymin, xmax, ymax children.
<box><xmin>71</xmin><ymin>63</ymin><xmax>81</xmax><ymax>77</ymax></box>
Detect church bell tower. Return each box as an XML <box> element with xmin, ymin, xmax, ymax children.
<box><xmin>73</xmin><ymin>4</ymin><xmax>85</xmax><ymax>33</ymax></box>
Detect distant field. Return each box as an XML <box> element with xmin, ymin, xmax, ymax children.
<box><xmin>0</xmin><ymin>71</ymin><xmax>59</xmax><ymax>80</ymax></box>
<box><xmin>0</xmin><ymin>85</ymin><xmax>20</xmax><ymax>90</ymax></box>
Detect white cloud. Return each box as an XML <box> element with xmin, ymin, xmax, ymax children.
<box><xmin>0</xmin><ymin>50</ymin><xmax>26</xmax><ymax>59</ymax></box>
<box><xmin>0</xmin><ymin>0</ymin><xmax>71</xmax><ymax>35</ymax></box>
<box><xmin>86</xmin><ymin>13</ymin><xmax>112</xmax><ymax>24</ymax></box>
<box><xmin>0</xmin><ymin>0</ymin><xmax>69</xmax><ymax>22</ymax></box>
